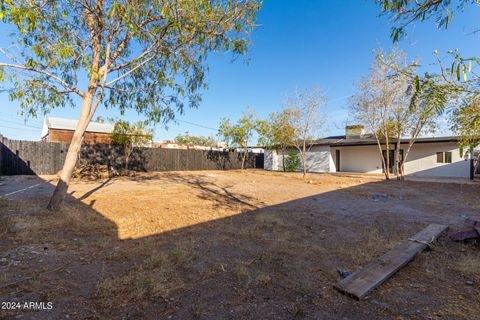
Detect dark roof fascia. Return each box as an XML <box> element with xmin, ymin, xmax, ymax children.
<box><xmin>311</xmin><ymin>136</ymin><xmax>460</xmax><ymax>147</ymax></box>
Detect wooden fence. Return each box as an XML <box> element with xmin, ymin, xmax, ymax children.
<box><xmin>0</xmin><ymin>137</ymin><xmax>263</xmax><ymax>175</ymax></box>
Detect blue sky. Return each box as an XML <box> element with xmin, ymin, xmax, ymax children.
<box><xmin>1</xmin><ymin>1</ymin><xmax>479</xmax><ymax>141</ymax></box>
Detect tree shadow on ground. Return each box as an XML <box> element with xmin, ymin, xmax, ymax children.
<box><xmin>0</xmin><ymin>172</ymin><xmax>479</xmax><ymax>319</ymax></box>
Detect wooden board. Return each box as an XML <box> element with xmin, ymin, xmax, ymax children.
<box><xmin>335</xmin><ymin>224</ymin><xmax>448</xmax><ymax>300</ymax></box>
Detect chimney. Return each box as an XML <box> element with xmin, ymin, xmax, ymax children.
<box><xmin>96</xmin><ymin>116</ymin><xmax>105</xmax><ymax>123</ymax></box>
<box><xmin>345</xmin><ymin>125</ymin><xmax>365</xmax><ymax>139</ymax></box>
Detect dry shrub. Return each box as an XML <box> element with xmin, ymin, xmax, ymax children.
<box><xmin>199</xmin><ymin>263</ymin><xmax>221</xmax><ymax>280</ymax></box>
<box><xmin>233</xmin><ymin>263</ymin><xmax>250</xmax><ymax>284</ymax></box>
<box><xmin>255</xmin><ymin>272</ymin><xmax>272</xmax><ymax>287</ymax></box>
<box><xmin>190</xmin><ymin>304</ymin><xmax>205</xmax><ymax>319</ymax></box>
<box><xmin>287</xmin><ymin>298</ymin><xmax>305</xmax><ymax>317</ymax></box>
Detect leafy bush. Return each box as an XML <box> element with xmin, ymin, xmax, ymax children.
<box><xmin>285</xmin><ymin>150</ymin><xmax>300</xmax><ymax>172</ymax></box>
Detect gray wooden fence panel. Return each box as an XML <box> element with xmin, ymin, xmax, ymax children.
<box><xmin>0</xmin><ymin>137</ymin><xmax>262</xmax><ymax>175</ymax></box>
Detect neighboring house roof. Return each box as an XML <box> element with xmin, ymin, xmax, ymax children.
<box><xmin>41</xmin><ymin>117</ymin><xmax>114</xmax><ymax>138</ymax></box>
<box><xmin>311</xmin><ymin>135</ymin><xmax>460</xmax><ymax>147</ymax></box>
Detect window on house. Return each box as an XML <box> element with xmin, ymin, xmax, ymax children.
<box><xmin>444</xmin><ymin>151</ymin><xmax>452</xmax><ymax>163</ymax></box>
<box><xmin>437</xmin><ymin>151</ymin><xmax>452</xmax><ymax>163</ymax></box>
<box><xmin>436</xmin><ymin>152</ymin><xmax>444</xmax><ymax>163</ymax></box>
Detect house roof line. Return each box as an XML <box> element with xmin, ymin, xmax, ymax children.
<box><xmin>42</xmin><ymin>117</ymin><xmax>114</xmax><ymax>138</ymax></box>
<box><xmin>312</xmin><ymin>135</ymin><xmax>460</xmax><ymax>147</ymax></box>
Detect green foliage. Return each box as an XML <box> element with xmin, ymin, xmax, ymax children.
<box><xmin>352</xmin><ymin>47</ymin><xmax>448</xmax><ymax>178</ymax></box>
<box><xmin>451</xmin><ymin>97</ymin><xmax>480</xmax><ymax>155</ymax></box>
<box><xmin>285</xmin><ymin>150</ymin><xmax>300</xmax><ymax>172</ymax></box>
<box><xmin>256</xmin><ymin>108</ymin><xmax>296</xmax><ymax>151</ymax></box>
<box><xmin>375</xmin><ymin>0</ymin><xmax>476</xmax><ymax>42</ymax></box>
<box><xmin>375</xmin><ymin>120</ymin><xmax>396</xmax><ymax>143</ymax></box>
<box><xmin>111</xmin><ymin>120</ymin><xmax>153</xmax><ymax>148</ymax></box>
<box><xmin>218</xmin><ymin>111</ymin><xmax>256</xmax><ymax>148</ymax></box>
<box><xmin>0</xmin><ymin>0</ymin><xmax>261</xmax><ymax>120</ymax></box>
<box><xmin>174</xmin><ymin>132</ymin><xmax>217</xmax><ymax>147</ymax></box>
<box><xmin>370</xmin><ymin>48</ymin><xmax>449</xmax><ymax>129</ymax></box>
<box><xmin>111</xmin><ymin>119</ymin><xmax>153</xmax><ymax>168</ymax></box>
<box><xmin>375</xmin><ymin>0</ymin><xmax>479</xmax><ymax>126</ymax></box>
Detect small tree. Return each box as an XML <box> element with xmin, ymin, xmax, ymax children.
<box><xmin>174</xmin><ymin>132</ymin><xmax>218</xmax><ymax>148</ymax></box>
<box><xmin>218</xmin><ymin>111</ymin><xmax>256</xmax><ymax>170</ymax></box>
<box><xmin>285</xmin><ymin>150</ymin><xmax>300</xmax><ymax>172</ymax></box>
<box><xmin>353</xmin><ymin>48</ymin><xmax>448</xmax><ymax>179</ymax></box>
<box><xmin>111</xmin><ymin>120</ymin><xmax>153</xmax><ymax>170</ymax></box>
<box><xmin>0</xmin><ymin>0</ymin><xmax>260</xmax><ymax>210</ymax></box>
<box><xmin>376</xmin><ymin>0</ymin><xmax>479</xmax><ymax>166</ymax></box>
<box><xmin>351</xmin><ymin>49</ymin><xmax>407</xmax><ymax>179</ymax></box>
<box><xmin>394</xmin><ymin>78</ymin><xmax>447</xmax><ymax>179</ymax></box>
<box><xmin>287</xmin><ymin>86</ymin><xmax>326</xmax><ymax>179</ymax></box>
<box><xmin>379</xmin><ymin>49</ymin><xmax>448</xmax><ymax>179</ymax></box>
<box><xmin>452</xmin><ymin>96</ymin><xmax>480</xmax><ymax>158</ymax></box>
<box><xmin>256</xmin><ymin>108</ymin><xmax>296</xmax><ymax>171</ymax></box>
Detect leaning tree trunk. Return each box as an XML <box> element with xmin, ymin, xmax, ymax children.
<box><xmin>394</xmin><ymin>137</ymin><xmax>402</xmax><ymax>180</ymax></box>
<box><xmin>302</xmin><ymin>143</ymin><xmax>307</xmax><ymax>180</ymax></box>
<box><xmin>241</xmin><ymin>150</ymin><xmax>247</xmax><ymax>170</ymax></box>
<box><xmin>125</xmin><ymin>147</ymin><xmax>130</xmax><ymax>170</ymax></box>
<box><xmin>374</xmin><ymin>134</ymin><xmax>388</xmax><ymax>181</ymax></box>
<box><xmin>384</xmin><ymin>136</ymin><xmax>390</xmax><ymax>180</ymax></box>
<box><xmin>47</xmin><ymin>92</ymin><xmax>94</xmax><ymax>211</ymax></box>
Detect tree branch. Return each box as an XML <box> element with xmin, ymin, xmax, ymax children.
<box><xmin>0</xmin><ymin>63</ymin><xmax>84</xmax><ymax>97</ymax></box>
<box><xmin>106</xmin><ymin>55</ymin><xmax>155</xmax><ymax>86</ymax></box>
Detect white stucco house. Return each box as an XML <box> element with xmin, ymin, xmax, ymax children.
<box><xmin>264</xmin><ymin>126</ymin><xmax>473</xmax><ymax>179</ymax></box>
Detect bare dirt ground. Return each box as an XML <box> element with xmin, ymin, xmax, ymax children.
<box><xmin>1</xmin><ymin>170</ymin><xmax>479</xmax><ymax>319</ymax></box>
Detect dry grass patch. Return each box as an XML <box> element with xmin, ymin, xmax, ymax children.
<box><xmin>96</xmin><ymin>242</ymin><xmax>199</xmax><ymax>308</ymax></box>
<box><xmin>456</xmin><ymin>253</ymin><xmax>480</xmax><ymax>278</ymax></box>
<box><xmin>0</xmin><ymin>216</ymin><xmax>14</xmax><ymax>237</ymax></box>
<box><xmin>170</xmin><ymin>241</ymin><xmax>199</xmax><ymax>266</ymax></box>
<box><xmin>336</xmin><ymin>224</ymin><xmax>408</xmax><ymax>266</ymax></box>
<box><xmin>9</xmin><ymin>203</ymin><xmax>114</xmax><ymax>243</ymax></box>
<box><xmin>0</xmin><ymin>198</ymin><xmax>16</xmax><ymax>236</ymax></box>
<box><xmin>3</xmin><ymin>171</ymin><xmax>480</xmax><ymax>319</ymax></box>
<box><xmin>96</xmin><ymin>253</ymin><xmax>183</xmax><ymax>308</ymax></box>
<box><xmin>255</xmin><ymin>212</ymin><xmax>288</xmax><ymax>228</ymax></box>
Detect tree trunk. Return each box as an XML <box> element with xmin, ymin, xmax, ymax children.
<box><xmin>394</xmin><ymin>137</ymin><xmax>401</xmax><ymax>180</ymax></box>
<box><xmin>302</xmin><ymin>143</ymin><xmax>307</xmax><ymax>180</ymax></box>
<box><xmin>384</xmin><ymin>133</ymin><xmax>390</xmax><ymax>180</ymax></box>
<box><xmin>282</xmin><ymin>147</ymin><xmax>286</xmax><ymax>172</ymax></box>
<box><xmin>400</xmin><ymin>139</ymin><xmax>417</xmax><ymax>180</ymax></box>
<box><xmin>303</xmin><ymin>157</ymin><xmax>307</xmax><ymax>179</ymax></box>
<box><xmin>241</xmin><ymin>150</ymin><xmax>247</xmax><ymax>170</ymax></box>
<box><xmin>373</xmin><ymin>133</ymin><xmax>388</xmax><ymax>180</ymax></box>
<box><xmin>125</xmin><ymin>144</ymin><xmax>132</xmax><ymax>171</ymax></box>
<box><xmin>47</xmin><ymin>92</ymin><xmax>94</xmax><ymax>211</ymax></box>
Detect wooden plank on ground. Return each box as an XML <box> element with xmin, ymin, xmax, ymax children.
<box><xmin>335</xmin><ymin>223</ymin><xmax>448</xmax><ymax>300</ymax></box>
